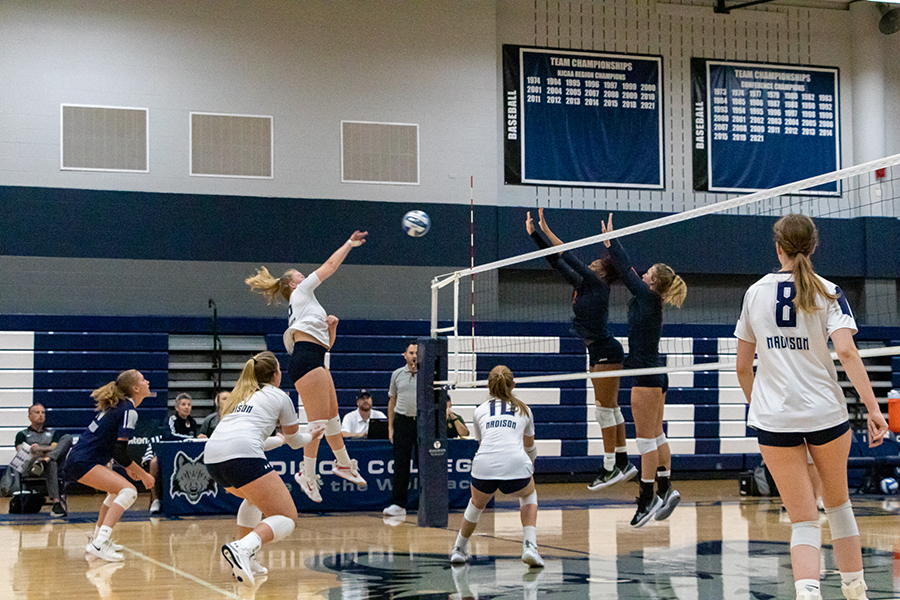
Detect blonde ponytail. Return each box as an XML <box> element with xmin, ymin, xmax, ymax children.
<box><xmin>221</xmin><ymin>351</ymin><xmax>281</xmax><ymax>416</ymax></box>
<box><xmin>487</xmin><ymin>365</ymin><xmax>529</xmax><ymax>416</ymax></box>
<box><xmin>90</xmin><ymin>369</ymin><xmax>141</xmax><ymax>411</ymax></box>
<box><xmin>246</xmin><ymin>267</ymin><xmax>293</xmax><ymax>304</ymax></box>
<box><xmin>773</xmin><ymin>214</ymin><xmax>836</xmax><ymax>314</ymax></box>
<box><xmin>652</xmin><ymin>263</ymin><xmax>686</xmax><ymax>308</ymax></box>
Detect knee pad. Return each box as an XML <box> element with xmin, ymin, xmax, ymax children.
<box><xmin>614</xmin><ymin>407</ymin><xmax>625</xmax><ymax>426</ymax></box>
<box><xmin>324</xmin><ymin>415</ymin><xmax>342</xmax><ymax>437</ymax></box>
<box><xmin>655</xmin><ymin>433</ymin><xmax>668</xmax><ymax>447</ymax></box>
<box><xmin>262</xmin><ymin>515</ymin><xmax>295</xmax><ymax>542</ymax></box>
<box><xmin>518</xmin><ymin>491</ymin><xmax>538</xmax><ymax>508</ymax></box>
<box><xmin>113</xmin><ymin>487</ymin><xmax>138</xmax><ymax>510</ymax></box>
<box><xmin>790</xmin><ymin>520</ymin><xmax>821</xmax><ymax>549</ymax></box>
<box><xmin>237</xmin><ymin>500</ymin><xmax>263</xmax><ymax>529</ymax></box>
<box><xmin>825</xmin><ymin>501</ymin><xmax>859</xmax><ymax>540</ymax></box>
<box><xmin>635</xmin><ymin>437</ymin><xmax>658</xmax><ymax>455</ymax></box>
<box><xmin>103</xmin><ymin>493</ymin><xmax>117</xmax><ymax>508</ymax></box>
<box><xmin>464</xmin><ymin>500</ymin><xmax>484</xmax><ymax>524</ymax></box>
<box><xmin>595</xmin><ymin>407</ymin><xmax>617</xmax><ymax>429</ymax></box>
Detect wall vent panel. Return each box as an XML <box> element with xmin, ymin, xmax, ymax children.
<box><xmin>191</xmin><ymin>113</ymin><xmax>273</xmax><ymax>178</ymax></box>
<box><xmin>341</xmin><ymin>121</ymin><xmax>419</xmax><ymax>185</ymax></box>
<box><xmin>61</xmin><ymin>105</ymin><xmax>149</xmax><ymax>172</ymax></box>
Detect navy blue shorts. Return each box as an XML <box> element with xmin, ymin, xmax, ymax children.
<box><xmin>205</xmin><ymin>457</ymin><xmax>273</xmax><ymax>489</ymax></box>
<box><xmin>755</xmin><ymin>420</ymin><xmax>850</xmax><ymax>448</ymax></box>
<box><xmin>471</xmin><ymin>476</ymin><xmax>532</xmax><ymax>496</ymax></box>
<box><xmin>624</xmin><ymin>373</ymin><xmax>669</xmax><ymax>393</ymax></box>
<box><xmin>587</xmin><ymin>337</ymin><xmax>625</xmax><ymax>367</ymax></box>
<box><xmin>62</xmin><ymin>460</ymin><xmax>98</xmax><ymax>483</ymax></box>
<box><xmin>288</xmin><ymin>341</ymin><xmax>327</xmax><ymax>385</ymax></box>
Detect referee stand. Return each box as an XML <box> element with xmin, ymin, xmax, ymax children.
<box><xmin>416</xmin><ymin>336</ymin><xmax>449</xmax><ymax>528</ymax></box>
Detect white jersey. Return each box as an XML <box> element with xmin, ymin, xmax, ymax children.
<box><xmin>204</xmin><ymin>385</ymin><xmax>300</xmax><ymax>463</ymax></box>
<box><xmin>735</xmin><ymin>272</ymin><xmax>857</xmax><ymax>433</ymax></box>
<box><xmin>470</xmin><ymin>397</ymin><xmax>535</xmax><ymax>480</ymax></box>
<box><xmin>283</xmin><ymin>271</ymin><xmax>330</xmax><ymax>353</ymax></box>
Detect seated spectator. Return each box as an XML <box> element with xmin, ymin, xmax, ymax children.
<box><xmin>198</xmin><ymin>391</ymin><xmax>229</xmax><ymax>439</ymax></box>
<box><xmin>446</xmin><ymin>400</ymin><xmax>469</xmax><ymax>439</ymax></box>
<box><xmin>12</xmin><ymin>404</ymin><xmax>73</xmax><ymax>517</ymax></box>
<box><xmin>341</xmin><ymin>390</ymin><xmax>387</xmax><ymax>439</ymax></box>
<box><xmin>144</xmin><ymin>393</ymin><xmax>200</xmax><ymax>515</ymax></box>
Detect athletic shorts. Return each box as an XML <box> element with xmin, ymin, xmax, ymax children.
<box><xmin>205</xmin><ymin>457</ymin><xmax>273</xmax><ymax>489</ymax></box>
<box><xmin>471</xmin><ymin>476</ymin><xmax>532</xmax><ymax>496</ymax></box>
<box><xmin>62</xmin><ymin>460</ymin><xmax>98</xmax><ymax>483</ymax></box>
<box><xmin>288</xmin><ymin>341</ymin><xmax>327</xmax><ymax>384</ymax></box>
<box><xmin>755</xmin><ymin>420</ymin><xmax>850</xmax><ymax>448</ymax></box>
<box><xmin>624</xmin><ymin>373</ymin><xmax>669</xmax><ymax>393</ymax></box>
<box><xmin>587</xmin><ymin>337</ymin><xmax>625</xmax><ymax>367</ymax></box>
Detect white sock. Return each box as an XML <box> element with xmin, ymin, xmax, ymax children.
<box><xmin>303</xmin><ymin>455</ymin><xmax>317</xmax><ymax>477</ymax></box>
<box><xmin>795</xmin><ymin>579</ymin><xmax>820</xmax><ymax>595</ymax></box>
<box><xmin>95</xmin><ymin>525</ymin><xmax>113</xmax><ymax>544</ymax></box>
<box><xmin>334</xmin><ymin>446</ymin><xmax>351</xmax><ymax>467</ymax></box>
<box><xmin>604</xmin><ymin>453</ymin><xmax>616</xmax><ymax>471</ymax></box>
<box><xmin>93</xmin><ymin>525</ymin><xmax>101</xmax><ymax>538</ymax></box>
<box><xmin>523</xmin><ymin>525</ymin><xmax>537</xmax><ymax>547</ymax></box>
<box><xmin>840</xmin><ymin>570</ymin><xmax>864</xmax><ymax>585</ymax></box>
<box><xmin>454</xmin><ymin>531</ymin><xmax>469</xmax><ymax>551</ymax></box>
<box><xmin>240</xmin><ymin>531</ymin><xmax>263</xmax><ymax>555</ymax></box>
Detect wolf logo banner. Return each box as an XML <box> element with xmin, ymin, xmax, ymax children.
<box><xmin>169</xmin><ymin>450</ymin><xmax>217</xmax><ymax>505</ymax></box>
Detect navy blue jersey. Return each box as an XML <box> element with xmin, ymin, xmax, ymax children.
<box><xmin>531</xmin><ymin>231</ymin><xmax>614</xmax><ymax>343</ymax></box>
<box><xmin>608</xmin><ymin>239</ymin><xmax>663</xmax><ymax>369</ymax></box>
<box><xmin>67</xmin><ymin>399</ymin><xmax>139</xmax><ymax>466</ymax></box>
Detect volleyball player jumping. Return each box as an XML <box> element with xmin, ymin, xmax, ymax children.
<box><xmin>602</xmin><ymin>214</ymin><xmax>686</xmax><ymax>527</ymax></box>
<box><xmin>450</xmin><ymin>365</ymin><xmax>544</xmax><ymax>568</ymax></box>
<box><xmin>205</xmin><ymin>351</ymin><xmax>323</xmax><ymax>585</ymax></box>
<box><xmin>526</xmin><ymin>208</ymin><xmax>636</xmax><ymax>489</ymax></box>
<box><xmin>735</xmin><ymin>214</ymin><xmax>887</xmax><ymax>600</ymax></box>
<box><xmin>246</xmin><ymin>231</ymin><xmax>368</xmax><ymax>502</ymax></box>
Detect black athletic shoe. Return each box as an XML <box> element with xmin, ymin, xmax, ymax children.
<box><xmin>50</xmin><ymin>502</ymin><xmax>67</xmax><ymax>518</ymax></box>
<box><xmin>630</xmin><ymin>494</ymin><xmax>663</xmax><ymax>527</ymax></box>
<box><xmin>654</xmin><ymin>488</ymin><xmax>681</xmax><ymax>521</ymax></box>
<box><xmin>587</xmin><ymin>467</ymin><xmax>625</xmax><ymax>491</ymax></box>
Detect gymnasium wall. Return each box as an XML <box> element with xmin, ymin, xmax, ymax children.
<box><xmin>1</xmin><ymin>1</ymin><xmax>898</xmax><ymax>321</ymax></box>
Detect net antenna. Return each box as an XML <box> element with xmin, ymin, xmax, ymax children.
<box><xmin>431</xmin><ymin>152</ymin><xmax>900</xmax><ymax>390</ymax></box>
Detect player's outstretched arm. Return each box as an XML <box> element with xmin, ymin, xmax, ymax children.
<box><xmin>315</xmin><ymin>230</ymin><xmax>368</xmax><ymax>282</ymax></box>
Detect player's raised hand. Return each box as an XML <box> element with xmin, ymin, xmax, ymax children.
<box><xmin>601</xmin><ymin>213</ymin><xmax>613</xmax><ymax>247</ymax></box>
<box><xmin>525</xmin><ymin>211</ymin><xmax>535</xmax><ymax>235</ymax></box>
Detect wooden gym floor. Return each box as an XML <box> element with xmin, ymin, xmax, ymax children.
<box><xmin>2</xmin><ymin>480</ymin><xmax>900</xmax><ymax>599</ymax></box>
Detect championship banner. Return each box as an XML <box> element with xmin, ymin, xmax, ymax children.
<box><xmin>156</xmin><ymin>439</ymin><xmax>478</xmax><ymax>516</ymax></box>
<box><xmin>503</xmin><ymin>45</ymin><xmax>664</xmax><ymax>189</ymax></box>
<box><xmin>691</xmin><ymin>58</ymin><xmax>840</xmax><ymax>193</ymax></box>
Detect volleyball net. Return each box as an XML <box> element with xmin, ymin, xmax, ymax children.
<box><xmin>430</xmin><ymin>153</ymin><xmax>900</xmax><ymax>395</ymax></box>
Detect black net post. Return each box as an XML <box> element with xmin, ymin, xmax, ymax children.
<box><xmin>416</xmin><ymin>336</ymin><xmax>449</xmax><ymax>528</ymax></box>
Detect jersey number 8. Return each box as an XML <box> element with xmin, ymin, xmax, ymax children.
<box><xmin>775</xmin><ymin>281</ymin><xmax>797</xmax><ymax>328</ymax></box>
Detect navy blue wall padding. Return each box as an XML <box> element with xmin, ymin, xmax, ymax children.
<box><xmin>2</xmin><ymin>184</ymin><xmax>895</xmax><ymax>277</ymax></box>
<box><xmin>0</xmin><ymin>186</ymin><xmax>494</xmax><ymax>267</ymax></box>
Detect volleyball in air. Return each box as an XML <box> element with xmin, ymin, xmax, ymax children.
<box><xmin>880</xmin><ymin>477</ymin><xmax>899</xmax><ymax>495</ymax></box>
<box><xmin>401</xmin><ymin>210</ymin><xmax>431</xmax><ymax>237</ymax></box>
